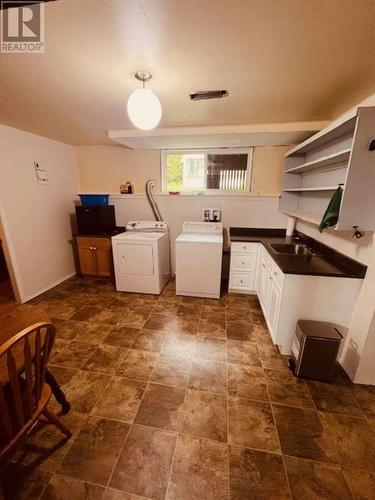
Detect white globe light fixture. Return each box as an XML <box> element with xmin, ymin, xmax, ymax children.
<box><xmin>127</xmin><ymin>72</ymin><xmax>162</xmax><ymax>130</ymax></box>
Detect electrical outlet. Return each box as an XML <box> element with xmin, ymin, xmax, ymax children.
<box><xmin>34</xmin><ymin>161</ymin><xmax>48</xmax><ymax>184</ymax></box>
<box><xmin>211</xmin><ymin>209</ymin><xmax>221</xmax><ymax>222</ymax></box>
<box><xmin>203</xmin><ymin>209</ymin><xmax>210</xmax><ymax>222</ymax></box>
<box><xmin>202</xmin><ymin>208</ymin><xmax>221</xmax><ymax>222</ymax></box>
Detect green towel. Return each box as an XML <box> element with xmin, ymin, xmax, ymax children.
<box><xmin>319</xmin><ymin>186</ymin><xmax>343</xmax><ymax>232</ymax></box>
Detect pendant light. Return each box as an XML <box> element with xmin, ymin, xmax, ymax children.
<box><xmin>127</xmin><ymin>72</ymin><xmax>162</xmax><ymax>130</ymax></box>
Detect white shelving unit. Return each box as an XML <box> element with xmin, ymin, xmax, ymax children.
<box><xmin>283</xmin><ymin>186</ymin><xmax>339</xmax><ymax>192</ymax></box>
<box><xmin>279</xmin><ymin>106</ymin><xmax>375</xmax><ymax>231</ymax></box>
<box><xmin>284</xmin><ymin>149</ymin><xmax>351</xmax><ymax>174</ymax></box>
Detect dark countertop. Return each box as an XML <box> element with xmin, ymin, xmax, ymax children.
<box><xmin>74</xmin><ymin>227</ymin><xmax>126</xmax><ymax>238</ymax></box>
<box><xmin>230</xmin><ymin>228</ymin><xmax>367</xmax><ymax>279</ymax></box>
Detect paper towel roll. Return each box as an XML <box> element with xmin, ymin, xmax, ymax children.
<box><xmin>286</xmin><ymin>216</ymin><xmax>296</xmax><ymax>236</ymax></box>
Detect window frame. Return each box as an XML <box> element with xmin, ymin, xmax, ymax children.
<box><xmin>161</xmin><ymin>147</ymin><xmax>253</xmax><ymax>194</ymax></box>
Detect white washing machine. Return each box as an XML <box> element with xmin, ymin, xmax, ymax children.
<box><xmin>112</xmin><ymin>221</ymin><xmax>170</xmax><ymax>294</ymax></box>
<box><xmin>176</xmin><ymin>222</ymin><xmax>223</xmax><ymax>299</ymax></box>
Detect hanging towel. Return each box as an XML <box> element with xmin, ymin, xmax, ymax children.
<box><xmin>319</xmin><ymin>186</ymin><xmax>343</xmax><ymax>232</ymax></box>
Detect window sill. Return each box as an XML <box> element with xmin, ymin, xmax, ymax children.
<box><xmin>100</xmin><ymin>193</ymin><xmax>280</xmax><ymax>200</ymax></box>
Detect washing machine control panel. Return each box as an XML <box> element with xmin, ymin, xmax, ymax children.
<box><xmin>182</xmin><ymin>222</ymin><xmax>223</xmax><ymax>234</ymax></box>
<box><xmin>126</xmin><ymin>221</ymin><xmax>168</xmax><ymax>232</ymax></box>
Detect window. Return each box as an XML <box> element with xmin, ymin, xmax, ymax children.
<box><xmin>161</xmin><ymin>148</ymin><xmax>253</xmax><ymax>193</ymax></box>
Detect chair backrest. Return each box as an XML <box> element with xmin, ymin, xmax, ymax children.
<box><xmin>0</xmin><ymin>322</ymin><xmax>55</xmax><ymax>443</ymax></box>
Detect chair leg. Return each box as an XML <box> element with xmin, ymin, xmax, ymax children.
<box><xmin>42</xmin><ymin>408</ymin><xmax>72</xmax><ymax>438</ymax></box>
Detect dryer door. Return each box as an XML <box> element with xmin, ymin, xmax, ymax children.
<box><xmin>117</xmin><ymin>243</ymin><xmax>154</xmax><ymax>276</ymax></box>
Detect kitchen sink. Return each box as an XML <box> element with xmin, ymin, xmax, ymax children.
<box><xmin>269</xmin><ymin>243</ymin><xmax>312</xmax><ymax>256</ymax></box>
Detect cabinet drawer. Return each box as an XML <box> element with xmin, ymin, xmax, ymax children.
<box><xmin>77</xmin><ymin>236</ymin><xmax>111</xmax><ymax>249</ymax></box>
<box><xmin>229</xmin><ymin>272</ymin><xmax>255</xmax><ymax>291</ymax></box>
<box><xmin>231</xmin><ymin>242</ymin><xmax>258</xmax><ymax>254</ymax></box>
<box><xmin>231</xmin><ymin>253</ymin><xmax>257</xmax><ymax>272</ymax></box>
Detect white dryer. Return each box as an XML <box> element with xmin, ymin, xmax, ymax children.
<box><xmin>112</xmin><ymin>221</ymin><xmax>170</xmax><ymax>294</ymax></box>
<box><xmin>176</xmin><ymin>222</ymin><xmax>223</xmax><ymax>299</ymax></box>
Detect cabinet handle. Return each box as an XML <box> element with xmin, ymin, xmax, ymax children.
<box><xmin>243</xmin><ymin>246</ymin><xmax>247</xmax><ymax>250</ymax></box>
<box><xmin>90</xmin><ymin>246</ymin><xmax>93</xmax><ymax>250</ymax></box>
<box><xmin>242</xmin><ymin>261</ymin><xmax>245</xmax><ymax>265</ymax></box>
<box><xmin>240</xmin><ymin>280</ymin><xmax>244</xmax><ymax>283</ymax></box>
<box><xmin>274</xmin><ymin>271</ymin><xmax>278</xmax><ymax>276</ymax></box>
<box><xmin>262</xmin><ymin>263</ymin><xmax>265</xmax><ymax>268</ymax></box>
<box><xmin>93</xmin><ymin>246</ymin><xmax>97</xmax><ymax>250</ymax></box>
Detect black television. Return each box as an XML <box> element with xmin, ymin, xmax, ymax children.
<box><xmin>75</xmin><ymin>205</ymin><xmax>116</xmax><ymax>235</ymax></box>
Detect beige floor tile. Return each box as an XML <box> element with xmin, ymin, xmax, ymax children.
<box><xmin>228</xmin><ymin>396</ymin><xmax>279</xmax><ymax>452</ymax></box>
<box><xmin>229</xmin><ymin>446</ymin><xmax>289</xmax><ymax>500</ymax></box>
<box><xmin>189</xmin><ymin>359</ymin><xmax>227</xmax><ymax>394</ymax></box>
<box><xmin>151</xmin><ymin>353</ymin><xmax>191</xmax><ymax>387</ymax></box>
<box><xmin>285</xmin><ymin>456</ymin><xmax>352</xmax><ymax>499</ymax></box>
<box><xmin>179</xmin><ymin>389</ymin><xmax>227</xmax><ymax>443</ymax></box>
<box><xmin>116</xmin><ymin>349</ymin><xmax>158</xmax><ymax>381</ymax></box>
<box><xmin>58</xmin><ymin>416</ymin><xmax>130</xmax><ymax>485</ymax></box>
<box><xmin>92</xmin><ymin>377</ymin><xmax>147</xmax><ymax>422</ymax></box>
<box><xmin>110</xmin><ymin>424</ymin><xmax>177</xmax><ymax>500</ymax></box>
<box><xmin>167</xmin><ymin>434</ymin><xmax>229</xmax><ymax>500</ymax></box>
<box><xmin>228</xmin><ymin>363</ymin><xmax>268</xmax><ymax>401</ymax></box>
<box><xmin>134</xmin><ymin>383</ymin><xmax>186</xmax><ymax>431</ymax></box>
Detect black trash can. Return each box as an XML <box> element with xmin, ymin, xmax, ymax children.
<box><xmin>289</xmin><ymin>319</ymin><xmax>343</xmax><ymax>382</ymax></box>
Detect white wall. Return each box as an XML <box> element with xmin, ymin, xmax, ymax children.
<box><xmin>110</xmin><ymin>194</ymin><xmax>287</xmax><ymax>271</ymax></box>
<box><xmin>338</xmin><ymin>232</ymin><xmax>375</xmax><ymax>384</ymax></box>
<box><xmin>296</xmin><ymin>221</ymin><xmax>373</xmax><ymax>265</ymax></box>
<box><xmin>296</xmin><ymin>92</ymin><xmax>375</xmax><ymax>384</ymax></box>
<box><xmin>77</xmin><ymin>143</ymin><xmax>290</xmax><ymax>272</ymax></box>
<box><xmin>355</xmin><ymin>312</ymin><xmax>375</xmax><ymax>385</ymax></box>
<box><xmin>0</xmin><ymin>125</ymin><xmax>78</xmax><ymax>302</ymax></box>
<box><xmin>77</xmin><ymin>146</ymin><xmax>161</xmax><ymax>194</ymax></box>
<box><xmin>77</xmin><ymin>144</ymin><xmax>290</xmax><ymax>197</ymax></box>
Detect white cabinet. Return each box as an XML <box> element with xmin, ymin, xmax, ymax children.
<box><xmin>256</xmin><ymin>245</ymin><xmax>362</xmax><ymax>355</ymax></box>
<box><xmin>230</xmin><ymin>241</ymin><xmax>363</xmax><ymax>355</ymax></box>
<box><xmin>257</xmin><ymin>251</ymin><xmax>283</xmax><ymax>343</ymax></box>
<box><xmin>268</xmin><ymin>276</ymin><xmax>282</xmax><ymax>341</ymax></box>
<box><xmin>229</xmin><ymin>242</ymin><xmax>258</xmax><ymax>293</ymax></box>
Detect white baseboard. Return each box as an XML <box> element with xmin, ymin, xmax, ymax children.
<box><xmin>21</xmin><ymin>271</ymin><xmax>77</xmax><ymax>303</ymax></box>
<box><xmin>353</xmin><ymin>375</ymin><xmax>375</xmax><ymax>386</ymax></box>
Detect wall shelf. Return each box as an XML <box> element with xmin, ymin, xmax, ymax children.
<box><xmin>285</xmin><ymin>115</ymin><xmax>356</xmax><ymax>156</ymax></box>
<box><xmin>280</xmin><ymin>209</ymin><xmax>322</xmax><ymax>226</ymax></box>
<box><xmin>285</xmin><ymin>149</ymin><xmax>351</xmax><ymax>174</ymax></box>
<box><xmin>279</xmin><ymin>106</ymin><xmax>375</xmax><ymax>231</ymax></box>
<box><xmin>283</xmin><ymin>186</ymin><xmax>339</xmax><ymax>192</ymax></box>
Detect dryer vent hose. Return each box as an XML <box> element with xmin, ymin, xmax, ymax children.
<box><xmin>145</xmin><ymin>179</ymin><xmax>163</xmax><ymax>221</ymax></box>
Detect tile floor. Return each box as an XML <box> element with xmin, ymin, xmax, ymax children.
<box><xmin>2</xmin><ymin>276</ymin><xmax>375</xmax><ymax>499</ymax></box>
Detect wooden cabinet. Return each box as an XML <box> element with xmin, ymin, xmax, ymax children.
<box><xmin>76</xmin><ymin>236</ymin><xmax>113</xmax><ymax>278</ymax></box>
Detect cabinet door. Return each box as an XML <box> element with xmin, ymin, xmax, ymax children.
<box><xmin>258</xmin><ymin>259</ymin><xmax>269</xmax><ymax>309</ymax></box>
<box><xmin>95</xmin><ymin>247</ymin><xmax>113</xmax><ymax>277</ymax></box>
<box><xmin>268</xmin><ymin>278</ymin><xmax>281</xmax><ymax>342</ymax></box>
<box><xmin>78</xmin><ymin>246</ymin><xmax>97</xmax><ymax>276</ymax></box>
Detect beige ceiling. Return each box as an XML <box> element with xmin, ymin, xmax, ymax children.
<box><xmin>1</xmin><ymin>0</ymin><xmax>375</xmax><ymax>146</ymax></box>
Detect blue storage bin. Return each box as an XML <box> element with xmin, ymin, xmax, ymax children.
<box><xmin>79</xmin><ymin>194</ymin><xmax>109</xmax><ymax>206</ymax></box>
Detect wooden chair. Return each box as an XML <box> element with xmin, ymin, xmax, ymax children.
<box><xmin>0</xmin><ymin>322</ymin><xmax>71</xmax><ymax>462</ymax></box>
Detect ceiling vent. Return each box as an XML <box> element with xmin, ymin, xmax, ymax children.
<box><xmin>190</xmin><ymin>90</ymin><xmax>229</xmax><ymax>101</ymax></box>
